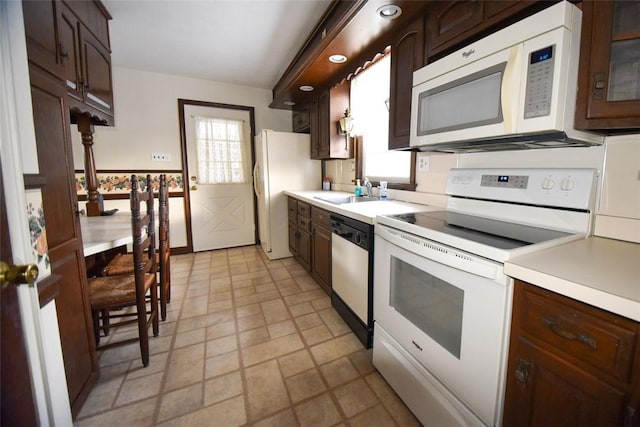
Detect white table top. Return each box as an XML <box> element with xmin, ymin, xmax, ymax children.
<box><xmin>79</xmin><ymin>213</ymin><xmax>133</xmax><ymax>256</ymax></box>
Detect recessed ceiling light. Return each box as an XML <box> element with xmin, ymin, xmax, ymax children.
<box><xmin>329</xmin><ymin>54</ymin><xmax>348</xmax><ymax>64</ymax></box>
<box><xmin>377</xmin><ymin>4</ymin><xmax>402</xmax><ymax>19</ymax></box>
<box><xmin>283</xmin><ymin>101</ymin><xmax>296</xmax><ymax>106</ymax></box>
<box><xmin>299</xmin><ymin>85</ymin><xmax>314</xmax><ymax>92</ymax></box>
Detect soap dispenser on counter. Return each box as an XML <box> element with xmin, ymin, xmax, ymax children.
<box><xmin>354</xmin><ymin>179</ymin><xmax>362</xmax><ymax>197</ymax></box>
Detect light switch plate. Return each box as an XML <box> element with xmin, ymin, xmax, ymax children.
<box><xmin>151</xmin><ymin>152</ymin><xmax>171</xmax><ymax>162</ymax></box>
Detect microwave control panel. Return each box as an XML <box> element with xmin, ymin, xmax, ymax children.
<box><xmin>524</xmin><ymin>45</ymin><xmax>555</xmax><ymax>119</ymax></box>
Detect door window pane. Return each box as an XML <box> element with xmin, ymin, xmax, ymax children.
<box><xmin>194</xmin><ymin>117</ymin><xmax>248</xmax><ymax>184</ymax></box>
<box><xmin>389</xmin><ymin>256</ymin><xmax>463</xmax><ymax>358</ymax></box>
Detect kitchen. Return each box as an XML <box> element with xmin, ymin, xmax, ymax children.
<box><xmin>1</xmin><ymin>0</ymin><xmax>639</xmax><ymax>426</ymax></box>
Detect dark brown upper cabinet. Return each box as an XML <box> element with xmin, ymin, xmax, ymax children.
<box><xmin>425</xmin><ymin>1</ymin><xmax>548</xmax><ymax>61</ymax></box>
<box><xmin>59</xmin><ymin>0</ymin><xmax>114</xmax><ymax>125</ymax></box>
<box><xmin>388</xmin><ymin>14</ymin><xmax>425</xmax><ymax>150</ymax></box>
<box><xmin>310</xmin><ymin>81</ymin><xmax>353</xmax><ymax>160</ymax></box>
<box><xmin>22</xmin><ymin>0</ymin><xmax>64</xmax><ymax>77</ymax></box>
<box><xmin>575</xmin><ymin>0</ymin><xmax>640</xmax><ymax>132</ymax></box>
<box><xmin>292</xmin><ymin>103</ymin><xmax>311</xmax><ymax>133</ymax></box>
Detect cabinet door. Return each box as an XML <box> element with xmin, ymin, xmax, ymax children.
<box><xmin>57</xmin><ymin>3</ymin><xmax>83</xmax><ymax>102</ymax></box>
<box><xmin>317</xmin><ymin>90</ymin><xmax>331</xmax><ymax>159</ymax></box>
<box><xmin>329</xmin><ymin>81</ymin><xmax>351</xmax><ymax>159</ymax></box>
<box><xmin>575</xmin><ymin>0</ymin><xmax>640</xmax><ymax>131</ymax></box>
<box><xmin>288</xmin><ymin>220</ymin><xmax>297</xmax><ymax>256</ymax></box>
<box><xmin>22</xmin><ymin>0</ymin><xmax>63</xmax><ymax>77</ymax></box>
<box><xmin>297</xmin><ymin>229</ymin><xmax>312</xmax><ymax>272</ymax></box>
<box><xmin>311</xmin><ymin>225</ymin><xmax>331</xmax><ymax>295</ymax></box>
<box><xmin>28</xmin><ymin>65</ymin><xmax>98</xmax><ymax>418</ymax></box>
<box><xmin>292</xmin><ymin>104</ymin><xmax>310</xmax><ymax>133</ymax></box>
<box><xmin>426</xmin><ymin>0</ymin><xmax>483</xmax><ymax>59</ymax></box>
<box><xmin>503</xmin><ymin>338</ymin><xmax>626</xmax><ymax>427</ymax></box>
<box><xmin>388</xmin><ymin>14</ymin><xmax>424</xmax><ymax>150</ymax></box>
<box><xmin>309</xmin><ymin>97</ymin><xmax>320</xmax><ymax>159</ymax></box>
<box><xmin>79</xmin><ymin>27</ymin><xmax>114</xmax><ymax>117</ymax></box>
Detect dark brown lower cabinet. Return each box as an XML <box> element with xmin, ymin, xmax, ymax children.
<box><xmin>288</xmin><ymin>198</ymin><xmax>332</xmax><ymax>295</ymax></box>
<box><xmin>503</xmin><ymin>280</ymin><xmax>640</xmax><ymax>427</ymax></box>
<box><xmin>311</xmin><ymin>206</ymin><xmax>331</xmax><ymax>295</ymax></box>
<box><xmin>288</xmin><ymin>198</ymin><xmax>312</xmax><ymax>271</ymax></box>
<box><xmin>29</xmin><ymin>63</ymin><xmax>98</xmax><ymax>418</ymax></box>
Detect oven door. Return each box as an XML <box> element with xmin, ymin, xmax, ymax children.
<box><xmin>373</xmin><ymin>224</ymin><xmax>513</xmax><ymax>426</ymax></box>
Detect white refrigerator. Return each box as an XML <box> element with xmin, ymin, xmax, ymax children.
<box><xmin>253</xmin><ymin>129</ymin><xmax>321</xmax><ymax>260</ymax></box>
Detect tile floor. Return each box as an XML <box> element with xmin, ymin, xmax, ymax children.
<box><xmin>75</xmin><ymin>245</ymin><xmax>421</xmax><ymax>427</ymax></box>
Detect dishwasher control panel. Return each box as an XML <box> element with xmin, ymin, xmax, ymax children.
<box><xmin>330</xmin><ymin>214</ymin><xmax>373</xmax><ymax>251</ymax></box>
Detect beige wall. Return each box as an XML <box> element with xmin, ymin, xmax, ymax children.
<box><xmin>71</xmin><ymin>66</ymin><xmax>294</xmax><ymax>247</ymax></box>
<box><xmin>71</xmin><ymin>66</ymin><xmax>292</xmax><ymax>170</ymax></box>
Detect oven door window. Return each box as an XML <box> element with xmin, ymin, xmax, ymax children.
<box><xmin>390</xmin><ymin>255</ymin><xmax>463</xmax><ymax>358</ymax></box>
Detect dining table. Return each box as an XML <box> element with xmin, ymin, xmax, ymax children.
<box><xmin>79</xmin><ymin>212</ymin><xmax>133</xmax><ymax>256</ymax></box>
<box><xmin>80</xmin><ymin>212</ymin><xmax>133</xmax><ymax>277</ymax></box>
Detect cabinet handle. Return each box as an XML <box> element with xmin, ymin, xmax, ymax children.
<box><xmin>514</xmin><ymin>358</ymin><xmax>531</xmax><ymax>386</ymax></box>
<box><xmin>592</xmin><ymin>72</ymin><xmax>605</xmax><ymax>100</ymax></box>
<box><xmin>624</xmin><ymin>405</ymin><xmax>637</xmax><ymax>427</ymax></box>
<box><xmin>59</xmin><ymin>43</ymin><xmax>68</xmax><ymax>60</ymax></box>
<box><xmin>542</xmin><ymin>317</ymin><xmax>598</xmax><ymax>350</ymax></box>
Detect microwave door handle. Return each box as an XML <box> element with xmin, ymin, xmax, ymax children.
<box><xmin>501</xmin><ymin>45</ymin><xmax>523</xmax><ymax>133</ymax></box>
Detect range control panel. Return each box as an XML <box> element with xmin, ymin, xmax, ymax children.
<box><xmin>447</xmin><ymin>168</ymin><xmax>598</xmax><ymax>210</ymax></box>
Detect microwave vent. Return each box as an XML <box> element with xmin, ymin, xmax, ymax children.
<box><xmin>416</xmin><ymin>131</ymin><xmax>602</xmax><ymax>153</ymax></box>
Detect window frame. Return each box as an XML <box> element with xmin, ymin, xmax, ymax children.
<box><xmin>349</xmin><ymin>51</ymin><xmax>417</xmax><ymax>191</ymax></box>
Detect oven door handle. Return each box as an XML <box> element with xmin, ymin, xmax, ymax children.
<box><xmin>377</xmin><ymin>226</ymin><xmax>501</xmax><ymax>281</ymax></box>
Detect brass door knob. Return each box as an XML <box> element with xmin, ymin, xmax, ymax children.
<box><xmin>0</xmin><ymin>261</ymin><xmax>39</xmax><ymax>285</ymax></box>
<box><xmin>191</xmin><ymin>185</ymin><xmax>197</xmax><ymax>191</ymax></box>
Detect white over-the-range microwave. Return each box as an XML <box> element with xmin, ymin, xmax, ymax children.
<box><xmin>410</xmin><ymin>1</ymin><xmax>604</xmax><ymax>153</ymax></box>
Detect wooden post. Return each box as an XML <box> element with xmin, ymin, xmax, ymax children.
<box><xmin>77</xmin><ymin>114</ymin><xmax>103</xmax><ymax>216</ymax></box>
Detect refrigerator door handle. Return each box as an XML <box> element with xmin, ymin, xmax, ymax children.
<box><xmin>253</xmin><ymin>162</ymin><xmax>260</xmax><ymax>197</ymax></box>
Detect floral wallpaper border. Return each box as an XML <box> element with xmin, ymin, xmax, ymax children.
<box><xmin>26</xmin><ymin>190</ymin><xmax>50</xmax><ymax>274</ymax></box>
<box><xmin>75</xmin><ymin>173</ymin><xmax>184</xmax><ymax>196</ymax></box>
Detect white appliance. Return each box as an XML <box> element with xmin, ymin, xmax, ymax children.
<box><xmin>253</xmin><ymin>129</ymin><xmax>321</xmax><ymax>260</ymax></box>
<box><xmin>330</xmin><ymin>213</ymin><xmax>374</xmax><ymax>348</ymax></box>
<box><xmin>410</xmin><ymin>1</ymin><xmax>604</xmax><ymax>153</ymax></box>
<box><xmin>373</xmin><ymin>168</ymin><xmax>598</xmax><ymax>426</ymax></box>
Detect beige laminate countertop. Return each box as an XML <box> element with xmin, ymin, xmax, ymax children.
<box><xmin>285</xmin><ymin>190</ymin><xmax>433</xmax><ymax>224</ymax></box>
<box><xmin>505</xmin><ymin>237</ymin><xmax>640</xmax><ymax>322</ymax></box>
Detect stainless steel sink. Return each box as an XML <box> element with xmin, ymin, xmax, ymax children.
<box><xmin>314</xmin><ymin>194</ymin><xmax>380</xmax><ymax>205</ymax></box>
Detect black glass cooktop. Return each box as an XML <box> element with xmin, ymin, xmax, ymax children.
<box><xmin>386</xmin><ymin>211</ymin><xmax>574</xmax><ymax>250</ymax></box>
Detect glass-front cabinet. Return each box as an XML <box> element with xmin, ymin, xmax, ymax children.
<box><xmin>575</xmin><ymin>0</ymin><xmax>640</xmax><ymax>131</ymax></box>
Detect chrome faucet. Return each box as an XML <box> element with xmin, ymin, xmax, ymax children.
<box><xmin>363</xmin><ymin>177</ymin><xmax>374</xmax><ymax>198</ymax></box>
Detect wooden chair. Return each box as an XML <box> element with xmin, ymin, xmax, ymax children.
<box><xmin>158</xmin><ymin>174</ymin><xmax>171</xmax><ymax>319</ymax></box>
<box><xmin>102</xmin><ymin>174</ymin><xmax>171</xmax><ymax>320</ymax></box>
<box><xmin>87</xmin><ymin>174</ymin><xmax>159</xmax><ymax>367</ymax></box>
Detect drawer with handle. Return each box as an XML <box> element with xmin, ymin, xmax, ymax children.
<box><xmin>297</xmin><ymin>216</ymin><xmax>311</xmax><ymax>233</ymax></box>
<box><xmin>311</xmin><ymin>206</ymin><xmax>330</xmax><ymax>229</ymax></box>
<box><xmin>517</xmin><ymin>283</ymin><xmax>637</xmax><ymax>382</ymax></box>
<box><xmin>297</xmin><ymin>201</ymin><xmax>310</xmax><ymax>219</ymax></box>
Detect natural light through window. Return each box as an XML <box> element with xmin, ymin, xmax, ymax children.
<box><xmin>194</xmin><ymin>116</ymin><xmax>248</xmax><ymax>184</ymax></box>
<box><xmin>350</xmin><ymin>53</ymin><xmax>411</xmax><ymax>183</ymax></box>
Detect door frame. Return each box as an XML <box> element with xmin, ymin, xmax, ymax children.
<box><xmin>177</xmin><ymin>99</ymin><xmax>257</xmax><ymax>253</ymax></box>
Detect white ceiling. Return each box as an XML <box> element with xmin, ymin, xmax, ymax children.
<box><xmin>103</xmin><ymin>0</ymin><xmax>332</xmax><ymax>90</ymax></box>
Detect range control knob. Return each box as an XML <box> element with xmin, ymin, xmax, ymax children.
<box><xmin>542</xmin><ymin>177</ymin><xmax>555</xmax><ymax>190</ymax></box>
<box><xmin>561</xmin><ymin>177</ymin><xmax>576</xmax><ymax>191</ymax></box>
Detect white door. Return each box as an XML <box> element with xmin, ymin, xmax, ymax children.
<box><xmin>184</xmin><ymin>105</ymin><xmax>255</xmax><ymax>252</ymax></box>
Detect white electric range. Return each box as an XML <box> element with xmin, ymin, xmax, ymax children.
<box><xmin>373</xmin><ymin>168</ymin><xmax>598</xmax><ymax>426</ymax></box>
